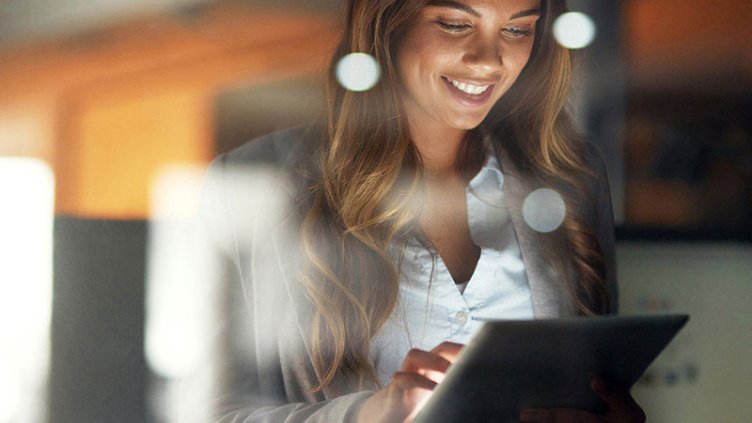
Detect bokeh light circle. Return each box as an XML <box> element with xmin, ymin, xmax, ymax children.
<box><xmin>336</xmin><ymin>52</ymin><xmax>381</xmax><ymax>92</ymax></box>
<box><xmin>522</xmin><ymin>188</ymin><xmax>566</xmax><ymax>233</ymax></box>
<box><xmin>553</xmin><ymin>12</ymin><xmax>596</xmax><ymax>49</ymax></box>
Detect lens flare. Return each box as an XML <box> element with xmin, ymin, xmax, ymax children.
<box><xmin>145</xmin><ymin>165</ymin><xmax>210</xmax><ymax>380</ymax></box>
<box><xmin>145</xmin><ymin>164</ymin><xmax>292</xmax><ymax>422</ymax></box>
<box><xmin>553</xmin><ymin>12</ymin><xmax>596</xmax><ymax>49</ymax></box>
<box><xmin>522</xmin><ymin>188</ymin><xmax>566</xmax><ymax>233</ymax></box>
<box><xmin>0</xmin><ymin>158</ymin><xmax>54</xmax><ymax>423</ymax></box>
<box><xmin>336</xmin><ymin>52</ymin><xmax>381</xmax><ymax>92</ymax></box>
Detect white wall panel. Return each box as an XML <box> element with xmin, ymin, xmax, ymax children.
<box><xmin>618</xmin><ymin>242</ymin><xmax>752</xmax><ymax>423</ymax></box>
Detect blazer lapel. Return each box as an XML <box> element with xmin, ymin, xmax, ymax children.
<box><xmin>491</xmin><ymin>139</ymin><xmax>572</xmax><ymax>318</ymax></box>
<box><xmin>270</xmin><ymin>216</ymin><xmax>371</xmax><ymax>398</ymax></box>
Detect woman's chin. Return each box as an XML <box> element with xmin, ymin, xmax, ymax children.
<box><xmin>446</xmin><ymin>114</ymin><xmax>488</xmax><ymax>131</ymax></box>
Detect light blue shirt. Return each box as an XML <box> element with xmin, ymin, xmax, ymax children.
<box><xmin>369</xmin><ymin>152</ymin><xmax>534</xmax><ymax>386</ymax></box>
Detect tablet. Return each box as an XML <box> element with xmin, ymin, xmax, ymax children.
<box><xmin>412</xmin><ymin>314</ymin><xmax>689</xmax><ymax>423</ymax></box>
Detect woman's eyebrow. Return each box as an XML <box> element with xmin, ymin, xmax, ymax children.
<box><xmin>510</xmin><ymin>8</ymin><xmax>541</xmax><ymax>19</ymax></box>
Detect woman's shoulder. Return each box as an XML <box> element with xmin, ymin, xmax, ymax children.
<box><xmin>201</xmin><ymin>126</ymin><xmax>321</xmax><ymax>252</ymax></box>
<box><xmin>580</xmin><ymin>139</ymin><xmax>609</xmax><ymax>177</ymax></box>
<box><xmin>220</xmin><ymin>124</ymin><xmax>322</xmax><ymax>170</ymax></box>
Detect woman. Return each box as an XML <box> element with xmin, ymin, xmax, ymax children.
<box><xmin>201</xmin><ymin>0</ymin><xmax>645</xmax><ymax>422</ymax></box>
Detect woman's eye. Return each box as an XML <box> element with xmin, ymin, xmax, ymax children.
<box><xmin>436</xmin><ymin>21</ymin><xmax>471</xmax><ymax>33</ymax></box>
<box><xmin>502</xmin><ymin>26</ymin><xmax>534</xmax><ymax>39</ymax></box>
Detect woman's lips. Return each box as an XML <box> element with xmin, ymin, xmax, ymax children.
<box><xmin>442</xmin><ymin>76</ymin><xmax>495</xmax><ymax>107</ymax></box>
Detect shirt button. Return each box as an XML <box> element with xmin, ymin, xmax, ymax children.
<box><xmin>454</xmin><ymin>311</ymin><xmax>469</xmax><ymax>326</ymax></box>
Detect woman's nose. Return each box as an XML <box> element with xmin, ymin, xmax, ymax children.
<box><xmin>463</xmin><ymin>37</ymin><xmax>503</xmax><ymax>74</ymax></box>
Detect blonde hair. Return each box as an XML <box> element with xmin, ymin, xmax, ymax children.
<box><xmin>299</xmin><ymin>0</ymin><xmax>609</xmax><ymax>393</ymax></box>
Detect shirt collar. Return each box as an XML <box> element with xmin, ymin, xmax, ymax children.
<box><xmin>467</xmin><ymin>150</ymin><xmax>505</xmax><ymax>207</ymax></box>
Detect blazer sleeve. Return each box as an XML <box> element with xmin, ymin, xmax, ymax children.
<box><xmin>199</xmin><ymin>152</ymin><xmax>372</xmax><ymax>423</ymax></box>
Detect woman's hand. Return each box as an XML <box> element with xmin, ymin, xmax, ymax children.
<box><xmin>519</xmin><ymin>377</ymin><xmax>646</xmax><ymax>423</ymax></box>
<box><xmin>356</xmin><ymin>341</ymin><xmax>463</xmax><ymax>423</ymax></box>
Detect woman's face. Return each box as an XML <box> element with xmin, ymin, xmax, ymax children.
<box><xmin>396</xmin><ymin>0</ymin><xmax>542</xmax><ymax>132</ymax></box>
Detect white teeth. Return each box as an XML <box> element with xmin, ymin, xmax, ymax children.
<box><xmin>448</xmin><ymin>78</ymin><xmax>490</xmax><ymax>95</ymax></box>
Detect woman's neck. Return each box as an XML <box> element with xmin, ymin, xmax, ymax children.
<box><xmin>407</xmin><ymin>121</ymin><xmax>468</xmax><ymax>177</ymax></box>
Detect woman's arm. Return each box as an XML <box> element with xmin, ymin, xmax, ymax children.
<box><xmin>213</xmin><ymin>392</ymin><xmax>374</xmax><ymax>423</ymax></box>
<box><xmin>200</xmin><ymin>150</ymin><xmax>375</xmax><ymax>423</ymax></box>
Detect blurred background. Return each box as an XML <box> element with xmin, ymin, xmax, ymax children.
<box><xmin>0</xmin><ymin>0</ymin><xmax>750</xmax><ymax>422</ymax></box>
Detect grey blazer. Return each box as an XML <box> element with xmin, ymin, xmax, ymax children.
<box><xmin>200</xmin><ymin>125</ymin><xmax>618</xmax><ymax>422</ymax></box>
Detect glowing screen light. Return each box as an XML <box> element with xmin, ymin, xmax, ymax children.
<box><xmin>553</xmin><ymin>12</ymin><xmax>596</xmax><ymax>49</ymax></box>
<box><xmin>336</xmin><ymin>52</ymin><xmax>381</xmax><ymax>92</ymax></box>
<box><xmin>0</xmin><ymin>158</ymin><xmax>54</xmax><ymax>423</ymax></box>
<box><xmin>522</xmin><ymin>188</ymin><xmax>566</xmax><ymax>233</ymax></box>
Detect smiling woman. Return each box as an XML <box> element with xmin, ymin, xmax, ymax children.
<box><xmin>201</xmin><ymin>1</ymin><xmax>644</xmax><ymax>422</ymax></box>
<box><xmin>397</xmin><ymin>0</ymin><xmax>540</xmax><ymax>132</ymax></box>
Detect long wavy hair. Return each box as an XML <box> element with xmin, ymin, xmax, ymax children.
<box><xmin>299</xmin><ymin>0</ymin><xmax>610</xmax><ymax>393</ymax></box>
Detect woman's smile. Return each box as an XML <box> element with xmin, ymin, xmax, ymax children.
<box><xmin>441</xmin><ymin>75</ymin><xmax>497</xmax><ymax>107</ymax></box>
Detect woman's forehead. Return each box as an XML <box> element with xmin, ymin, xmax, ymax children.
<box><xmin>424</xmin><ymin>0</ymin><xmax>543</xmax><ymax>17</ymax></box>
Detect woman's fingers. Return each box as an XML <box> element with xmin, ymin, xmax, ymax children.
<box><xmin>430</xmin><ymin>341</ymin><xmax>464</xmax><ymax>363</ymax></box>
<box><xmin>357</xmin><ymin>344</ymin><xmax>465</xmax><ymax>423</ymax></box>
<box><xmin>591</xmin><ymin>377</ymin><xmax>646</xmax><ymax>422</ymax></box>
<box><xmin>519</xmin><ymin>408</ymin><xmax>606</xmax><ymax>423</ymax></box>
<box><xmin>400</xmin><ymin>342</ymin><xmax>464</xmax><ymax>384</ymax></box>
<box><xmin>591</xmin><ymin>377</ymin><xmax>633</xmax><ymax>406</ymax></box>
<box><xmin>390</xmin><ymin>371</ymin><xmax>438</xmax><ymax>392</ymax></box>
<box><xmin>400</xmin><ymin>348</ymin><xmax>451</xmax><ymax>372</ymax></box>
<box><xmin>518</xmin><ymin>378</ymin><xmax>646</xmax><ymax>423</ymax></box>
<box><xmin>400</xmin><ymin>348</ymin><xmax>451</xmax><ymax>383</ymax></box>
